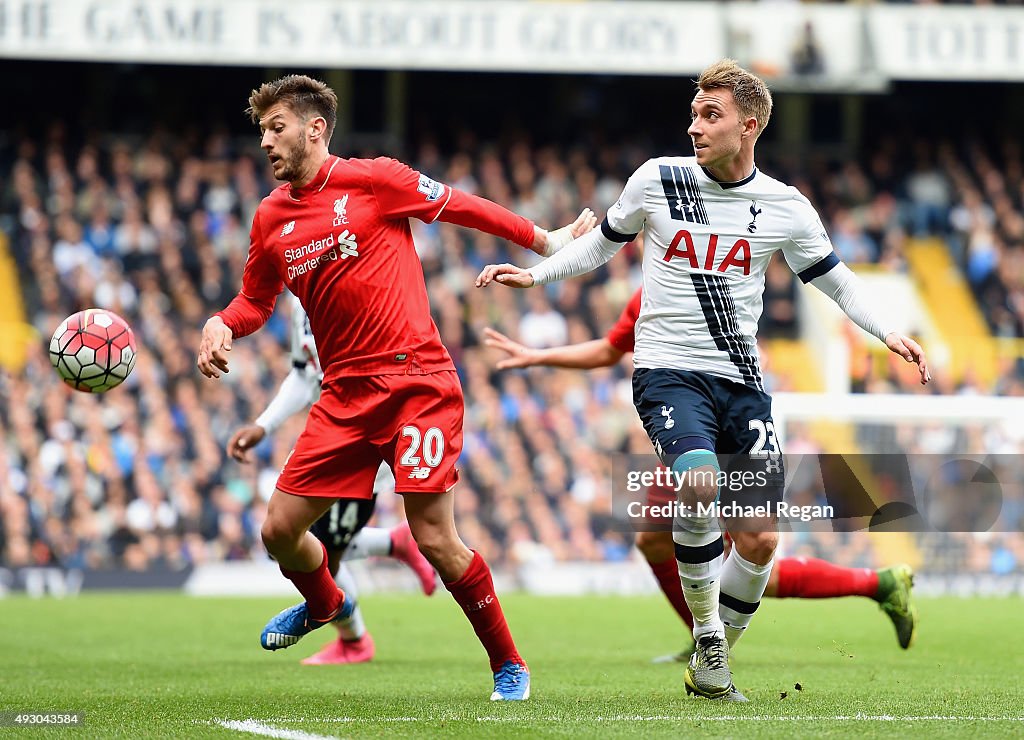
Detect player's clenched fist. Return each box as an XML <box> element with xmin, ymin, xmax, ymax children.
<box><xmin>197</xmin><ymin>316</ymin><xmax>233</xmax><ymax>378</ymax></box>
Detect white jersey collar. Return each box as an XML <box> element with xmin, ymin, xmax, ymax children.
<box><xmin>700</xmin><ymin>165</ymin><xmax>758</xmax><ymax>190</ymax></box>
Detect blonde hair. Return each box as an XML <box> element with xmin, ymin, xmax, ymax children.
<box><xmin>246</xmin><ymin>75</ymin><xmax>338</xmax><ymax>141</ymax></box>
<box><xmin>697</xmin><ymin>59</ymin><xmax>773</xmax><ymax>138</ymax></box>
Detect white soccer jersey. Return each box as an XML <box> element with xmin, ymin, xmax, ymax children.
<box><xmin>604</xmin><ymin>157</ymin><xmax>837</xmax><ymax>390</ymax></box>
<box><xmin>289</xmin><ymin>294</ymin><xmax>322</xmax><ymax>380</ymax></box>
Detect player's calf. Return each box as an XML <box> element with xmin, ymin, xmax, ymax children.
<box><xmin>635</xmin><ymin>530</ymin><xmax>675</xmax><ymax>563</ymax></box>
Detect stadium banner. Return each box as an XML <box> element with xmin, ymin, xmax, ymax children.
<box><xmin>0</xmin><ymin>0</ymin><xmax>722</xmax><ymax>73</ymax></box>
<box><xmin>870</xmin><ymin>6</ymin><xmax>1024</xmax><ymax>81</ymax></box>
<box><xmin>723</xmin><ymin>3</ymin><xmax>867</xmax><ymax>85</ymax></box>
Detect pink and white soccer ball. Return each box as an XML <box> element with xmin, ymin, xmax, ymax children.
<box><xmin>48</xmin><ymin>309</ymin><xmax>137</xmax><ymax>393</ymax></box>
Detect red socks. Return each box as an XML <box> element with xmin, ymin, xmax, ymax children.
<box><xmin>280</xmin><ymin>541</ymin><xmax>343</xmax><ymax>621</ymax></box>
<box><xmin>445</xmin><ymin>551</ymin><xmax>525</xmax><ymax>673</ymax></box>
<box><xmin>775</xmin><ymin>557</ymin><xmax>879</xmax><ymax>599</ymax></box>
<box><xmin>647</xmin><ymin>557</ymin><xmax>695</xmax><ymax>628</ymax></box>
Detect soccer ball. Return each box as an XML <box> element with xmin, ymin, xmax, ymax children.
<box><xmin>48</xmin><ymin>309</ymin><xmax>137</xmax><ymax>393</ymax></box>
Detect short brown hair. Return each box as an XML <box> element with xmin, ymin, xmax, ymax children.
<box><xmin>697</xmin><ymin>59</ymin><xmax>773</xmax><ymax>138</ymax></box>
<box><xmin>247</xmin><ymin>75</ymin><xmax>338</xmax><ymax>142</ymax></box>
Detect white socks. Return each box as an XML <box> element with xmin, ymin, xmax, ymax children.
<box><xmin>342</xmin><ymin>527</ymin><xmax>392</xmax><ymax>561</ymax></box>
<box><xmin>673</xmin><ymin>516</ymin><xmax>726</xmax><ymax>640</ymax></box>
<box><xmin>333</xmin><ymin>563</ymin><xmax>366</xmax><ymax>640</ymax></box>
<box><xmin>719</xmin><ymin>549</ymin><xmax>773</xmax><ymax>648</ymax></box>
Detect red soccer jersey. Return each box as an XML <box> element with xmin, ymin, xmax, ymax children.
<box><xmin>605</xmin><ymin>288</ymin><xmax>642</xmax><ymax>354</ymax></box>
<box><xmin>218</xmin><ymin>155</ymin><xmax>535</xmax><ymax>380</ymax></box>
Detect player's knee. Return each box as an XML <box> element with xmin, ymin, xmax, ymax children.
<box><xmin>261</xmin><ymin>517</ymin><xmax>300</xmax><ymax>555</ymax></box>
<box><xmin>672</xmin><ymin>460</ymin><xmax>720</xmax><ymax>506</ymax></box>
<box><xmin>635</xmin><ymin>531</ymin><xmax>674</xmax><ymax>562</ymax></box>
<box><xmin>688</xmin><ymin>480</ymin><xmax>719</xmax><ymax>504</ymax></box>
<box><xmin>731</xmin><ymin>530</ymin><xmax>778</xmax><ymax>565</ymax></box>
<box><xmin>407</xmin><ymin>525</ymin><xmax>449</xmax><ymax>566</ymax></box>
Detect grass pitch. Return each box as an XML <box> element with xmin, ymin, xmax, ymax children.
<box><xmin>1</xmin><ymin>592</ymin><xmax>1021</xmax><ymax>738</ymax></box>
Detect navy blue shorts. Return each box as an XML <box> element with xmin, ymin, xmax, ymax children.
<box><xmin>309</xmin><ymin>496</ymin><xmax>377</xmax><ymax>554</ymax></box>
<box><xmin>632</xmin><ymin>368</ymin><xmax>784</xmax><ymax>512</ymax></box>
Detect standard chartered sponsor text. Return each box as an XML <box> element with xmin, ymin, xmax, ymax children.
<box><xmin>286</xmin><ymin>233</ymin><xmax>341</xmax><ymax>279</ymax></box>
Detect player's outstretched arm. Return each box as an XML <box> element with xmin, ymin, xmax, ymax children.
<box><xmin>884</xmin><ymin>333</ymin><xmax>930</xmax><ymax>385</ymax></box>
<box><xmin>198</xmin><ymin>316</ymin><xmax>233</xmax><ymax>378</ymax></box>
<box><xmin>477</xmin><ymin>221</ymin><xmax>626</xmax><ymax>289</ymax></box>
<box><xmin>807</xmin><ymin>262</ymin><xmax>931</xmax><ymax>385</ymax></box>
<box><xmin>228</xmin><ymin>363</ymin><xmax>320</xmax><ymax>461</ymax></box>
<box><xmin>483</xmin><ymin>328</ymin><xmax>625</xmax><ymax>369</ymax></box>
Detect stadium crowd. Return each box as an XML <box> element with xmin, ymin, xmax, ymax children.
<box><xmin>1</xmin><ymin>122</ymin><xmax>1023</xmax><ymax>577</ymax></box>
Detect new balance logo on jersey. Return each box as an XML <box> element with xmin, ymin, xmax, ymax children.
<box><xmin>664</xmin><ymin>230</ymin><xmax>751</xmax><ymax>275</ymax></box>
<box><xmin>408</xmin><ymin>466</ymin><xmax>432</xmax><ymax>479</ymax></box>
<box><xmin>747</xmin><ymin>202</ymin><xmax>762</xmax><ymax>233</ymax></box>
<box><xmin>333</xmin><ymin>195</ymin><xmax>349</xmax><ymax>226</ymax></box>
<box><xmin>281</xmin><ymin>221</ymin><xmax>296</xmax><ymax>236</ymax></box>
<box><xmin>661</xmin><ymin>405</ymin><xmax>675</xmax><ymax>430</ymax></box>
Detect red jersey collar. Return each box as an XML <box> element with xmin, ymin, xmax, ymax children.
<box><xmin>288</xmin><ymin>156</ymin><xmax>340</xmax><ymax>201</ymax></box>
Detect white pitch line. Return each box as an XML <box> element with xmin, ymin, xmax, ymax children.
<box><xmin>215</xmin><ymin>719</ymin><xmax>341</xmax><ymax>740</ymax></box>
<box><xmin>244</xmin><ymin>714</ymin><xmax>1024</xmax><ymax>724</ymax></box>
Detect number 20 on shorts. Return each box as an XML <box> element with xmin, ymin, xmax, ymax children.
<box><xmin>400</xmin><ymin>425</ymin><xmax>445</xmax><ymax>480</ymax></box>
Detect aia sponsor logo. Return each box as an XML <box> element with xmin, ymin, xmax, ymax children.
<box><xmin>663</xmin><ymin>230</ymin><xmax>750</xmax><ymax>275</ymax></box>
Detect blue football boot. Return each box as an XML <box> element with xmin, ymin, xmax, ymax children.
<box><xmin>490</xmin><ymin>660</ymin><xmax>531</xmax><ymax>701</ymax></box>
<box><xmin>260</xmin><ymin>591</ymin><xmax>355</xmax><ymax>651</ymax></box>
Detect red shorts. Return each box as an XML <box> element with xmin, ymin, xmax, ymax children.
<box><xmin>275</xmin><ymin>370</ymin><xmax>464</xmax><ymax>498</ymax></box>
